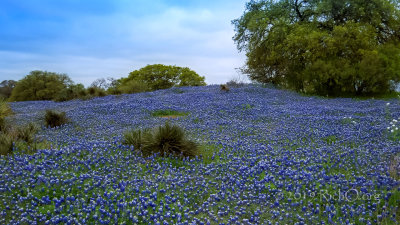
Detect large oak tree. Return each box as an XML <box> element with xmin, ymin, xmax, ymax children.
<box><xmin>233</xmin><ymin>0</ymin><xmax>400</xmax><ymax>96</ymax></box>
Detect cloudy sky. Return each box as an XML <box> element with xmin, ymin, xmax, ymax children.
<box><xmin>0</xmin><ymin>0</ymin><xmax>248</xmax><ymax>86</ymax></box>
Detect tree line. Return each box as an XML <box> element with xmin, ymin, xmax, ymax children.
<box><xmin>0</xmin><ymin>64</ymin><xmax>206</xmax><ymax>102</ymax></box>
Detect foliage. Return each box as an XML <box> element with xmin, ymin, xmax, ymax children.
<box><xmin>0</xmin><ymin>122</ymin><xmax>39</xmax><ymax>156</ymax></box>
<box><xmin>117</xmin><ymin>79</ymin><xmax>148</xmax><ymax>94</ymax></box>
<box><xmin>54</xmin><ymin>83</ymin><xmax>86</xmax><ymax>102</ymax></box>
<box><xmin>220</xmin><ymin>84</ymin><xmax>230</xmax><ymax>91</ymax></box>
<box><xmin>123</xmin><ymin>128</ymin><xmax>151</xmax><ymax>150</ymax></box>
<box><xmin>0</xmin><ymin>99</ymin><xmax>13</xmax><ymax>131</ymax></box>
<box><xmin>118</xmin><ymin>64</ymin><xmax>206</xmax><ymax>92</ymax></box>
<box><xmin>15</xmin><ymin>123</ymin><xmax>38</xmax><ymax>143</ymax></box>
<box><xmin>0</xmin><ymin>132</ymin><xmax>14</xmax><ymax>156</ymax></box>
<box><xmin>233</xmin><ymin>0</ymin><xmax>400</xmax><ymax>96</ymax></box>
<box><xmin>44</xmin><ymin>110</ymin><xmax>68</xmax><ymax>128</ymax></box>
<box><xmin>151</xmin><ymin>109</ymin><xmax>188</xmax><ymax>117</ymax></box>
<box><xmin>124</xmin><ymin>122</ymin><xmax>198</xmax><ymax>158</ymax></box>
<box><xmin>10</xmin><ymin>70</ymin><xmax>74</xmax><ymax>101</ymax></box>
<box><xmin>0</xmin><ymin>80</ymin><xmax>17</xmax><ymax>99</ymax></box>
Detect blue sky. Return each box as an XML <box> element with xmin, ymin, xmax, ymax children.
<box><xmin>0</xmin><ymin>0</ymin><xmax>248</xmax><ymax>86</ymax></box>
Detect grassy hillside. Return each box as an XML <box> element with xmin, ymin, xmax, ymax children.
<box><xmin>1</xmin><ymin>85</ymin><xmax>399</xmax><ymax>224</ymax></box>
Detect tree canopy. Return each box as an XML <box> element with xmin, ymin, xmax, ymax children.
<box><xmin>0</xmin><ymin>80</ymin><xmax>17</xmax><ymax>99</ymax></box>
<box><xmin>233</xmin><ymin>0</ymin><xmax>400</xmax><ymax>96</ymax></box>
<box><xmin>118</xmin><ymin>64</ymin><xmax>206</xmax><ymax>93</ymax></box>
<box><xmin>10</xmin><ymin>71</ymin><xmax>74</xmax><ymax>101</ymax></box>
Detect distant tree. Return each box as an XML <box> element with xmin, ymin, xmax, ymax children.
<box><xmin>10</xmin><ymin>71</ymin><xmax>73</xmax><ymax>101</ymax></box>
<box><xmin>233</xmin><ymin>0</ymin><xmax>400</xmax><ymax>96</ymax></box>
<box><xmin>90</xmin><ymin>78</ymin><xmax>109</xmax><ymax>90</ymax></box>
<box><xmin>0</xmin><ymin>80</ymin><xmax>17</xmax><ymax>99</ymax></box>
<box><xmin>118</xmin><ymin>64</ymin><xmax>206</xmax><ymax>92</ymax></box>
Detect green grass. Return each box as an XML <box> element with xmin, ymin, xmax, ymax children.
<box><xmin>151</xmin><ymin>109</ymin><xmax>189</xmax><ymax>117</ymax></box>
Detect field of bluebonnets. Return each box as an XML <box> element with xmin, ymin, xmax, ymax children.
<box><xmin>1</xmin><ymin>84</ymin><xmax>400</xmax><ymax>224</ymax></box>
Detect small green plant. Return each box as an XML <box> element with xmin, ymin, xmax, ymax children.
<box><xmin>45</xmin><ymin>110</ymin><xmax>68</xmax><ymax>128</ymax></box>
<box><xmin>323</xmin><ymin>135</ymin><xmax>337</xmax><ymax>145</ymax></box>
<box><xmin>123</xmin><ymin>122</ymin><xmax>199</xmax><ymax>158</ymax></box>
<box><xmin>242</xmin><ymin>104</ymin><xmax>253</xmax><ymax>110</ymax></box>
<box><xmin>151</xmin><ymin>109</ymin><xmax>188</xmax><ymax>118</ymax></box>
<box><xmin>16</xmin><ymin>122</ymin><xmax>39</xmax><ymax>143</ymax></box>
<box><xmin>0</xmin><ymin>122</ymin><xmax>40</xmax><ymax>156</ymax></box>
<box><xmin>0</xmin><ymin>132</ymin><xmax>14</xmax><ymax>156</ymax></box>
<box><xmin>123</xmin><ymin>128</ymin><xmax>151</xmax><ymax>150</ymax></box>
<box><xmin>220</xmin><ymin>84</ymin><xmax>230</xmax><ymax>92</ymax></box>
<box><xmin>0</xmin><ymin>98</ymin><xmax>13</xmax><ymax>131</ymax></box>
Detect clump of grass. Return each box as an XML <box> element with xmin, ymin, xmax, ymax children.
<box><xmin>15</xmin><ymin>122</ymin><xmax>39</xmax><ymax>143</ymax></box>
<box><xmin>220</xmin><ymin>84</ymin><xmax>230</xmax><ymax>92</ymax></box>
<box><xmin>123</xmin><ymin>128</ymin><xmax>151</xmax><ymax>150</ymax></box>
<box><xmin>151</xmin><ymin>109</ymin><xmax>188</xmax><ymax>118</ymax></box>
<box><xmin>123</xmin><ymin>122</ymin><xmax>198</xmax><ymax>158</ymax></box>
<box><xmin>0</xmin><ymin>122</ymin><xmax>40</xmax><ymax>156</ymax></box>
<box><xmin>0</xmin><ymin>98</ymin><xmax>13</xmax><ymax>131</ymax></box>
<box><xmin>45</xmin><ymin>110</ymin><xmax>68</xmax><ymax>128</ymax></box>
<box><xmin>0</xmin><ymin>132</ymin><xmax>14</xmax><ymax>156</ymax></box>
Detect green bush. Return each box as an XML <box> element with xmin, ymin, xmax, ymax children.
<box><xmin>0</xmin><ymin>99</ymin><xmax>12</xmax><ymax>131</ymax></box>
<box><xmin>16</xmin><ymin>123</ymin><xmax>38</xmax><ymax>143</ymax></box>
<box><xmin>0</xmin><ymin>122</ymin><xmax>40</xmax><ymax>156</ymax></box>
<box><xmin>123</xmin><ymin>128</ymin><xmax>151</xmax><ymax>150</ymax></box>
<box><xmin>45</xmin><ymin>110</ymin><xmax>68</xmax><ymax>128</ymax></box>
<box><xmin>0</xmin><ymin>132</ymin><xmax>14</xmax><ymax>156</ymax></box>
<box><xmin>10</xmin><ymin>70</ymin><xmax>74</xmax><ymax>101</ymax></box>
<box><xmin>123</xmin><ymin>122</ymin><xmax>198</xmax><ymax>158</ymax></box>
<box><xmin>118</xmin><ymin>64</ymin><xmax>206</xmax><ymax>92</ymax></box>
<box><xmin>117</xmin><ymin>79</ymin><xmax>148</xmax><ymax>94</ymax></box>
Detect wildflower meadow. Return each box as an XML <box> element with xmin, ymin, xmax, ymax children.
<box><xmin>1</xmin><ymin>85</ymin><xmax>399</xmax><ymax>224</ymax></box>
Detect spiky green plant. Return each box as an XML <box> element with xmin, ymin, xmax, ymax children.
<box><xmin>123</xmin><ymin>122</ymin><xmax>199</xmax><ymax>158</ymax></box>
<box><xmin>0</xmin><ymin>132</ymin><xmax>14</xmax><ymax>156</ymax></box>
<box><xmin>45</xmin><ymin>110</ymin><xmax>68</xmax><ymax>128</ymax></box>
<box><xmin>16</xmin><ymin>122</ymin><xmax>39</xmax><ymax>143</ymax></box>
<box><xmin>142</xmin><ymin>122</ymin><xmax>198</xmax><ymax>157</ymax></box>
<box><xmin>123</xmin><ymin>128</ymin><xmax>151</xmax><ymax>150</ymax></box>
<box><xmin>0</xmin><ymin>98</ymin><xmax>12</xmax><ymax>131</ymax></box>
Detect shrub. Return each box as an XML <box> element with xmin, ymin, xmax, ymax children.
<box><xmin>118</xmin><ymin>64</ymin><xmax>206</xmax><ymax>92</ymax></box>
<box><xmin>226</xmin><ymin>79</ymin><xmax>245</xmax><ymax>88</ymax></box>
<box><xmin>123</xmin><ymin>128</ymin><xmax>151</xmax><ymax>150</ymax></box>
<box><xmin>0</xmin><ymin>132</ymin><xmax>14</xmax><ymax>156</ymax></box>
<box><xmin>0</xmin><ymin>122</ymin><xmax>39</xmax><ymax>156</ymax></box>
<box><xmin>117</xmin><ymin>80</ymin><xmax>148</xmax><ymax>94</ymax></box>
<box><xmin>45</xmin><ymin>110</ymin><xmax>68</xmax><ymax>128</ymax></box>
<box><xmin>16</xmin><ymin>123</ymin><xmax>38</xmax><ymax>143</ymax></box>
<box><xmin>220</xmin><ymin>84</ymin><xmax>230</xmax><ymax>92</ymax></box>
<box><xmin>0</xmin><ymin>99</ymin><xmax>12</xmax><ymax>131</ymax></box>
<box><xmin>123</xmin><ymin>122</ymin><xmax>198</xmax><ymax>158</ymax></box>
<box><xmin>10</xmin><ymin>70</ymin><xmax>74</xmax><ymax>101</ymax></box>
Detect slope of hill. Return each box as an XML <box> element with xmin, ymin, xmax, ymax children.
<box><xmin>1</xmin><ymin>85</ymin><xmax>399</xmax><ymax>224</ymax></box>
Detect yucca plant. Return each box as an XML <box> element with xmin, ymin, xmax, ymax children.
<box><xmin>142</xmin><ymin>122</ymin><xmax>198</xmax><ymax>157</ymax></box>
<box><xmin>123</xmin><ymin>128</ymin><xmax>151</xmax><ymax>150</ymax></box>
<box><xmin>0</xmin><ymin>132</ymin><xmax>14</xmax><ymax>156</ymax></box>
<box><xmin>123</xmin><ymin>122</ymin><xmax>198</xmax><ymax>158</ymax></box>
<box><xmin>45</xmin><ymin>110</ymin><xmax>68</xmax><ymax>128</ymax></box>
<box><xmin>16</xmin><ymin>122</ymin><xmax>38</xmax><ymax>143</ymax></box>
